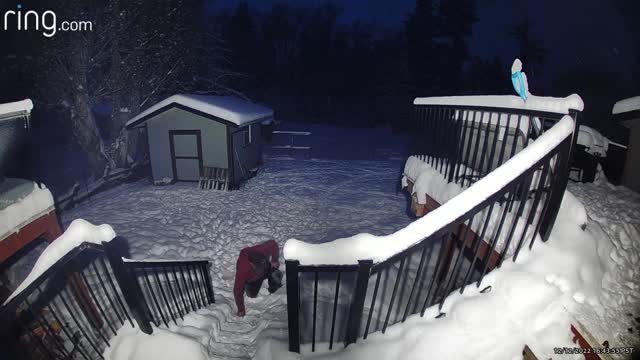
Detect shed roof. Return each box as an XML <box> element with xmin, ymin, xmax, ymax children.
<box><xmin>126</xmin><ymin>95</ymin><xmax>273</xmax><ymax>129</ymax></box>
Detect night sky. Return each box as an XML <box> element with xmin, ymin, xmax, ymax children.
<box><xmin>208</xmin><ymin>0</ymin><xmax>638</xmax><ymax>92</ymax></box>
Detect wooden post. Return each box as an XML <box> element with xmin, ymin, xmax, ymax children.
<box><xmin>102</xmin><ymin>238</ymin><xmax>153</xmax><ymax>334</ymax></box>
<box><xmin>285</xmin><ymin>260</ymin><xmax>300</xmax><ymax>353</ymax></box>
<box><xmin>344</xmin><ymin>260</ymin><xmax>373</xmax><ymax>347</ymax></box>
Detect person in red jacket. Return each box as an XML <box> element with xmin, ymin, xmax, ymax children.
<box><xmin>234</xmin><ymin>240</ymin><xmax>283</xmax><ymax>317</ymax></box>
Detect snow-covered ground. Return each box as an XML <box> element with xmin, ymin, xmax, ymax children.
<box><xmin>255</xmin><ymin>170</ymin><xmax>639</xmax><ymax>360</ymax></box>
<box><xmin>566</xmin><ymin>174</ymin><xmax>640</xmax><ymax>350</ymax></box>
<box><xmin>52</xmin><ymin>126</ymin><xmax>412</xmax><ymax>359</ymax></box>
<box><xmin>5</xmin><ymin>122</ymin><xmax>639</xmax><ymax>359</ymax></box>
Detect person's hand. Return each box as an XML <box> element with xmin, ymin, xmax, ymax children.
<box><xmin>237</xmin><ymin>310</ymin><xmax>245</xmax><ymax>317</ymax></box>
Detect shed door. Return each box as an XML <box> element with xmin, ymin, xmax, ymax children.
<box><xmin>169</xmin><ymin>130</ymin><xmax>203</xmax><ymax>181</ymax></box>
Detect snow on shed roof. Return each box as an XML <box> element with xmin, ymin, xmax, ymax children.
<box><xmin>612</xmin><ymin>96</ymin><xmax>640</xmax><ymax>115</ymax></box>
<box><xmin>414</xmin><ymin>94</ymin><xmax>584</xmax><ymax>114</ymax></box>
<box><xmin>0</xmin><ymin>99</ymin><xmax>33</xmax><ymax>120</ymax></box>
<box><xmin>126</xmin><ymin>95</ymin><xmax>274</xmax><ymax>128</ymax></box>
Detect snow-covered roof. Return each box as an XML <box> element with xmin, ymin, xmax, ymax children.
<box><xmin>612</xmin><ymin>96</ymin><xmax>640</xmax><ymax>115</ymax></box>
<box><xmin>414</xmin><ymin>94</ymin><xmax>584</xmax><ymax>114</ymax></box>
<box><xmin>126</xmin><ymin>95</ymin><xmax>274</xmax><ymax>128</ymax></box>
<box><xmin>0</xmin><ymin>179</ymin><xmax>55</xmax><ymax>241</ymax></box>
<box><xmin>0</xmin><ymin>99</ymin><xmax>33</xmax><ymax>120</ymax></box>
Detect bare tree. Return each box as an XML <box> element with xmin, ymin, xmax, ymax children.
<box><xmin>36</xmin><ymin>0</ymin><xmax>238</xmax><ymax>177</ymax></box>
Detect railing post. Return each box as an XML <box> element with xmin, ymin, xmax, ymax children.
<box><xmin>285</xmin><ymin>260</ymin><xmax>300</xmax><ymax>353</ymax></box>
<box><xmin>344</xmin><ymin>260</ymin><xmax>373</xmax><ymax>347</ymax></box>
<box><xmin>102</xmin><ymin>238</ymin><xmax>153</xmax><ymax>334</ymax></box>
<box><xmin>202</xmin><ymin>263</ymin><xmax>216</xmax><ymax>304</ymax></box>
<box><xmin>539</xmin><ymin>137</ymin><xmax>573</xmax><ymax>241</ymax></box>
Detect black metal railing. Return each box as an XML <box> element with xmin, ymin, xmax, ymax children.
<box><xmin>0</xmin><ymin>237</ymin><xmax>215</xmax><ymax>360</ymax></box>
<box><xmin>124</xmin><ymin>259</ymin><xmax>214</xmax><ymax>328</ymax></box>
<box><xmin>285</xmin><ymin>105</ymin><xmax>579</xmax><ymax>353</ymax></box>
<box><xmin>409</xmin><ymin>103</ymin><xmax>579</xmax><ymax>188</ymax></box>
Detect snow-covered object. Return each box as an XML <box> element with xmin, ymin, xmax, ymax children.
<box><xmin>0</xmin><ymin>99</ymin><xmax>33</xmax><ymax>119</ymax></box>
<box><xmin>0</xmin><ymin>181</ymin><xmax>54</xmax><ymax>239</ymax></box>
<box><xmin>577</xmin><ymin>125</ymin><xmax>610</xmax><ymax>157</ymax></box>
<box><xmin>612</xmin><ymin>96</ymin><xmax>640</xmax><ymax>114</ymax></box>
<box><xmin>3</xmin><ymin>219</ymin><xmax>116</xmax><ymax>305</ymax></box>
<box><xmin>401</xmin><ymin>156</ymin><xmax>433</xmax><ymax>184</ymax></box>
<box><xmin>126</xmin><ymin>95</ymin><xmax>273</xmax><ymax>128</ymax></box>
<box><xmin>284</xmin><ymin>116</ymin><xmax>575</xmax><ymax>265</ymax></box>
<box><xmin>414</xmin><ymin>94</ymin><xmax>584</xmax><ymax>114</ymax></box>
<box><xmin>411</xmin><ymin>164</ymin><xmax>463</xmax><ymax>205</ymax></box>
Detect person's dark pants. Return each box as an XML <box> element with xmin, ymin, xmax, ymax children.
<box><xmin>245</xmin><ymin>269</ymin><xmax>283</xmax><ymax>298</ymax></box>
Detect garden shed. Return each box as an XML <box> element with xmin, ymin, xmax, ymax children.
<box><xmin>126</xmin><ymin>95</ymin><xmax>274</xmax><ymax>188</ymax></box>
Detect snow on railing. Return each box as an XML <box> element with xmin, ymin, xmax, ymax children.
<box><xmin>413</xmin><ymin>94</ymin><xmax>584</xmax><ymax>114</ymax></box>
<box><xmin>3</xmin><ymin>219</ymin><xmax>116</xmax><ymax>306</ymax></box>
<box><xmin>1</xmin><ymin>219</ymin><xmax>215</xmax><ymax>358</ymax></box>
<box><xmin>284</xmin><ymin>117</ymin><xmax>574</xmax><ymax>266</ymax></box>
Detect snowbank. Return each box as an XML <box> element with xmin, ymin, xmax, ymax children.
<box><xmin>612</xmin><ymin>96</ymin><xmax>640</xmax><ymax>114</ymax></box>
<box><xmin>411</xmin><ymin>163</ymin><xmax>463</xmax><ymax>205</ymax></box>
<box><xmin>258</xmin><ymin>175</ymin><xmax>626</xmax><ymax>360</ymax></box>
<box><xmin>0</xmin><ymin>180</ymin><xmax>55</xmax><ymax>239</ymax></box>
<box><xmin>0</xmin><ymin>99</ymin><xmax>33</xmax><ymax>118</ymax></box>
<box><xmin>566</xmin><ymin>178</ymin><xmax>640</xmax><ymax>348</ymax></box>
<box><xmin>258</xmin><ymin>197</ymin><xmax>606</xmax><ymax>360</ymax></box>
<box><xmin>126</xmin><ymin>95</ymin><xmax>273</xmax><ymax>128</ymax></box>
<box><xmin>104</xmin><ymin>325</ymin><xmax>207</xmax><ymax>360</ymax></box>
<box><xmin>284</xmin><ymin>116</ymin><xmax>575</xmax><ymax>265</ymax></box>
<box><xmin>414</xmin><ymin>94</ymin><xmax>584</xmax><ymax>114</ymax></box>
<box><xmin>3</xmin><ymin>219</ymin><xmax>116</xmax><ymax>305</ymax></box>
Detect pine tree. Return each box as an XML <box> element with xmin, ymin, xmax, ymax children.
<box><xmin>406</xmin><ymin>0</ymin><xmax>436</xmax><ymax>94</ymax></box>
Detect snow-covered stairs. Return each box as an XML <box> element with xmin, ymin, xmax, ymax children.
<box><xmin>107</xmin><ymin>289</ymin><xmax>290</xmax><ymax>360</ymax></box>
<box><xmin>199</xmin><ymin>292</ymin><xmax>288</xmax><ymax>359</ymax></box>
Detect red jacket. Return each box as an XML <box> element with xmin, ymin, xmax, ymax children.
<box><xmin>233</xmin><ymin>240</ymin><xmax>279</xmax><ymax>313</ymax></box>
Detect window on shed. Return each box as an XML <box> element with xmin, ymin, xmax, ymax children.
<box><xmin>243</xmin><ymin>125</ymin><xmax>252</xmax><ymax>146</ymax></box>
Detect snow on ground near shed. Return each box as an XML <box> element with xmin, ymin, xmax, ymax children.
<box><xmin>126</xmin><ymin>95</ymin><xmax>273</xmax><ymax>128</ymax></box>
<box><xmin>57</xmin><ymin>156</ymin><xmax>412</xmax><ymax>359</ymax></box>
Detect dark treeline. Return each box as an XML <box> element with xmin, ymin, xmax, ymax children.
<box><xmin>217</xmin><ymin>0</ymin><xmax>489</xmax><ymax>126</ymax></box>
<box><xmin>0</xmin><ymin>0</ymin><xmax>638</xmax><ymax>185</ymax></box>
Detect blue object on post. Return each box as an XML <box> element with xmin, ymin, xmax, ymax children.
<box><xmin>511</xmin><ymin>71</ymin><xmax>527</xmax><ymax>102</ymax></box>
